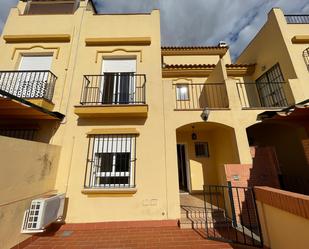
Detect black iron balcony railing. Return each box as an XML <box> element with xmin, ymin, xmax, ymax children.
<box><xmin>236</xmin><ymin>82</ymin><xmax>293</xmax><ymax>108</ymax></box>
<box><xmin>0</xmin><ymin>70</ymin><xmax>57</xmax><ymax>102</ymax></box>
<box><xmin>80</xmin><ymin>73</ymin><xmax>146</xmax><ymax>105</ymax></box>
<box><xmin>285</xmin><ymin>15</ymin><xmax>309</xmax><ymax>24</ymax></box>
<box><xmin>173</xmin><ymin>83</ymin><xmax>229</xmax><ymax>110</ymax></box>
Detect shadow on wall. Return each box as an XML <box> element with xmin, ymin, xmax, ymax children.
<box><xmin>0</xmin><ymin>119</ymin><xmax>60</xmax><ymax>144</ymax></box>
<box><xmin>77</xmin><ymin>117</ymin><xmax>147</xmax><ymax>126</ymax></box>
<box><xmin>0</xmin><ymin>136</ymin><xmax>61</xmax><ymax>249</ymax></box>
<box><xmin>246</xmin><ymin>121</ymin><xmax>309</xmax><ymax>194</ymax></box>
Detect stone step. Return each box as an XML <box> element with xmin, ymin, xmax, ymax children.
<box><xmin>179</xmin><ymin>217</ymin><xmax>207</xmax><ymax>229</ymax></box>
<box><xmin>179</xmin><ymin>217</ymin><xmax>232</xmax><ymax>230</ymax></box>
<box><xmin>179</xmin><ymin>208</ymin><xmax>232</xmax><ymax>230</ymax></box>
<box><xmin>181</xmin><ymin>207</ymin><xmax>226</xmax><ymax>218</ymax></box>
<box><xmin>179</xmin><ymin>194</ymin><xmax>232</xmax><ymax>230</ymax></box>
<box><xmin>180</xmin><ymin>210</ymin><xmax>208</xmax><ymax>219</ymax></box>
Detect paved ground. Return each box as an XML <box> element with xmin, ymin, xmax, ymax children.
<box><xmin>23</xmin><ymin>227</ymin><xmax>255</xmax><ymax>249</ymax></box>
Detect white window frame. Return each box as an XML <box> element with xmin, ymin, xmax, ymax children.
<box><xmin>176</xmin><ymin>84</ymin><xmax>190</xmax><ymax>101</ymax></box>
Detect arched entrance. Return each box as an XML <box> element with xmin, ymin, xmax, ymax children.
<box><xmin>176</xmin><ymin>122</ymin><xmax>240</xmax><ymax>193</ymax></box>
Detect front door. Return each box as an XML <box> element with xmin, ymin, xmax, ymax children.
<box><xmin>177</xmin><ymin>144</ymin><xmax>188</xmax><ymax>192</ymax></box>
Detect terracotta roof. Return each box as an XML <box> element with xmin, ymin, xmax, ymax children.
<box><xmin>257</xmin><ymin>99</ymin><xmax>309</xmax><ymax>121</ymax></box>
<box><xmin>162</xmin><ymin>63</ymin><xmax>255</xmax><ymax>77</ymax></box>
<box><xmin>161</xmin><ymin>46</ymin><xmax>228</xmax><ymax>50</ymax></box>
<box><xmin>163</xmin><ymin>63</ymin><xmax>255</xmax><ymax>70</ymax></box>
<box><xmin>163</xmin><ymin>64</ymin><xmax>216</xmax><ymax>70</ymax></box>
<box><xmin>161</xmin><ymin>46</ymin><xmax>228</xmax><ymax>56</ymax></box>
<box><xmin>226</xmin><ymin>63</ymin><xmax>255</xmax><ymax>68</ymax></box>
<box><xmin>226</xmin><ymin>64</ymin><xmax>256</xmax><ymax>76</ymax></box>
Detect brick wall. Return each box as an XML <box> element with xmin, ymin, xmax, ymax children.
<box><xmin>255</xmin><ymin>186</ymin><xmax>309</xmax><ymax>220</ymax></box>
<box><xmin>224</xmin><ymin>146</ymin><xmax>280</xmax><ymax>189</ymax></box>
<box><xmin>223</xmin><ymin>146</ymin><xmax>281</xmax><ymax>227</ymax></box>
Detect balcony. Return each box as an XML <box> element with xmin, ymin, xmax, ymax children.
<box><xmin>0</xmin><ymin>70</ymin><xmax>57</xmax><ymax>110</ymax></box>
<box><xmin>173</xmin><ymin>83</ymin><xmax>229</xmax><ymax>110</ymax></box>
<box><xmin>285</xmin><ymin>15</ymin><xmax>309</xmax><ymax>24</ymax></box>
<box><xmin>236</xmin><ymin>82</ymin><xmax>294</xmax><ymax>109</ymax></box>
<box><xmin>75</xmin><ymin>73</ymin><xmax>148</xmax><ymax>118</ymax></box>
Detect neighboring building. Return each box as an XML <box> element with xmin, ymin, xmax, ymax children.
<box><xmin>236</xmin><ymin>9</ymin><xmax>309</xmax><ymax>194</ymax></box>
<box><xmin>0</xmin><ymin>1</ymin><xmax>308</xmax><ymax>248</ymax></box>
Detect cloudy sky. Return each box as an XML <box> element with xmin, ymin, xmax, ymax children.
<box><xmin>0</xmin><ymin>0</ymin><xmax>308</xmax><ymax>59</ymax></box>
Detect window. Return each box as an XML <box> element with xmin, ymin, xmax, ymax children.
<box><xmin>0</xmin><ymin>55</ymin><xmax>54</xmax><ymax>99</ymax></box>
<box><xmin>195</xmin><ymin>142</ymin><xmax>209</xmax><ymax>157</ymax></box>
<box><xmin>256</xmin><ymin>63</ymin><xmax>288</xmax><ymax>107</ymax></box>
<box><xmin>18</xmin><ymin>55</ymin><xmax>53</xmax><ymax>99</ymax></box>
<box><xmin>176</xmin><ymin>85</ymin><xmax>189</xmax><ymax>100</ymax></box>
<box><xmin>303</xmin><ymin>47</ymin><xmax>309</xmax><ymax>71</ymax></box>
<box><xmin>85</xmin><ymin>134</ymin><xmax>136</xmax><ymax>188</ymax></box>
<box><xmin>101</xmin><ymin>59</ymin><xmax>137</xmax><ymax>104</ymax></box>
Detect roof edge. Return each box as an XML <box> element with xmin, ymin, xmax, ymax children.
<box><xmin>0</xmin><ymin>89</ymin><xmax>65</xmax><ymax>120</ymax></box>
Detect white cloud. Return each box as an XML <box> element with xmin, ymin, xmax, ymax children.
<box><xmin>0</xmin><ymin>0</ymin><xmax>308</xmax><ymax>60</ymax></box>
<box><xmin>93</xmin><ymin>0</ymin><xmax>308</xmax><ymax>60</ymax></box>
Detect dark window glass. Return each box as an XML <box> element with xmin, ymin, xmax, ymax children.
<box><xmin>115</xmin><ymin>153</ymin><xmax>130</xmax><ymax>172</ymax></box>
<box><xmin>101</xmin><ymin>73</ymin><xmax>133</xmax><ymax>104</ymax></box>
<box><xmin>195</xmin><ymin>142</ymin><xmax>209</xmax><ymax>157</ymax></box>
<box><xmin>95</xmin><ymin>153</ymin><xmax>113</xmax><ymax>172</ymax></box>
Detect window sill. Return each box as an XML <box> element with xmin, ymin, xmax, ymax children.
<box><xmin>81</xmin><ymin>187</ymin><xmax>137</xmax><ymax>195</ymax></box>
<box><xmin>74</xmin><ymin>104</ymin><xmax>148</xmax><ymax>118</ymax></box>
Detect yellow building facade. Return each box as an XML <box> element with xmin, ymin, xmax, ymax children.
<box><xmin>0</xmin><ymin>0</ymin><xmax>308</xmax><ymax>232</ymax></box>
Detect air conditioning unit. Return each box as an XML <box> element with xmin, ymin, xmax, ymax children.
<box><xmin>21</xmin><ymin>193</ymin><xmax>65</xmax><ymax>234</ymax></box>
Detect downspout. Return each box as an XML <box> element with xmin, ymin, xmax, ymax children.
<box><xmin>60</xmin><ymin>3</ymin><xmax>86</xmax><ymax>124</ymax></box>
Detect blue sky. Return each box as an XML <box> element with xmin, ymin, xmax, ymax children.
<box><xmin>0</xmin><ymin>0</ymin><xmax>309</xmax><ymax>59</ymax></box>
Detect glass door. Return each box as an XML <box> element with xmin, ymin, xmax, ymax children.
<box><xmin>101</xmin><ymin>58</ymin><xmax>136</xmax><ymax>104</ymax></box>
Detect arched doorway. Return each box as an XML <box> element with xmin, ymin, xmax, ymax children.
<box><xmin>176</xmin><ymin>122</ymin><xmax>240</xmax><ymax>193</ymax></box>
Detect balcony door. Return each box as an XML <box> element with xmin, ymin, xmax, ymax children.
<box><xmin>256</xmin><ymin>63</ymin><xmax>288</xmax><ymax>107</ymax></box>
<box><xmin>101</xmin><ymin>58</ymin><xmax>136</xmax><ymax>104</ymax></box>
<box><xmin>17</xmin><ymin>55</ymin><xmax>53</xmax><ymax>98</ymax></box>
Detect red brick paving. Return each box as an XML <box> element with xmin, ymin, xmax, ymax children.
<box><xmin>22</xmin><ymin>227</ymin><xmax>255</xmax><ymax>249</ymax></box>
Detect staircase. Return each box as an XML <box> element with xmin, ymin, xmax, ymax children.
<box><xmin>179</xmin><ymin>193</ymin><xmax>229</xmax><ymax>229</ymax></box>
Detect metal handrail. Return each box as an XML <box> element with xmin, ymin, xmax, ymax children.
<box><xmin>236</xmin><ymin>82</ymin><xmax>292</xmax><ymax>108</ymax></box>
<box><xmin>285</xmin><ymin>15</ymin><xmax>309</xmax><ymax>24</ymax></box>
<box><xmin>172</xmin><ymin>83</ymin><xmax>229</xmax><ymax>110</ymax></box>
<box><xmin>80</xmin><ymin>73</ymin><xmax>146</xmax><ymax>105</ymax></box>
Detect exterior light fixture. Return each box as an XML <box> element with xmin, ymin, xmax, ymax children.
<box><xmin>201</xmin><ymin>108</ymin><xmax>210</xmax><ymax>121</ymax></box>
<box><xmin>191</xmin><ymin>126</ymin><xmax>197</xmax><ymax>140</ymax></box>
